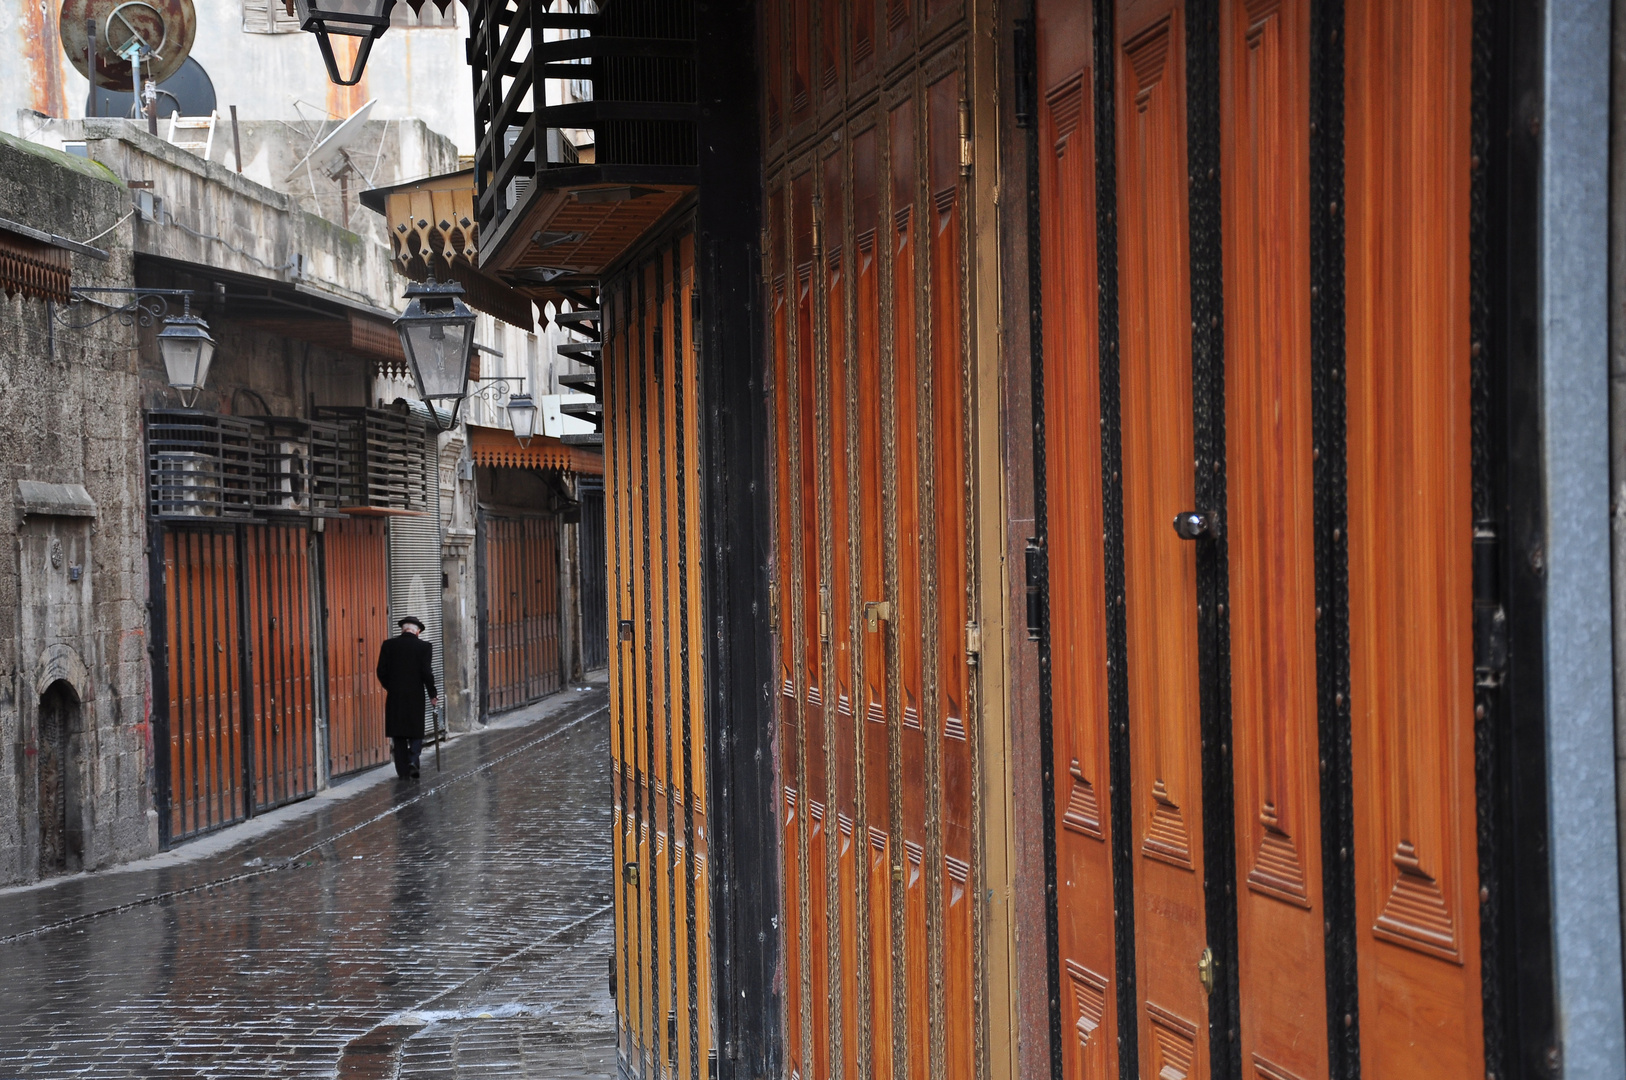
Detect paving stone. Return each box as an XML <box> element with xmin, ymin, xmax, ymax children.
<box><xmin>0</xmin><ymin>691</ymin><xmax>617</xmax><ymax>1078</ymax></box>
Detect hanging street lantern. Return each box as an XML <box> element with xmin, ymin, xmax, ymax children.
<box><xmin>157</xmin><ymin>297</ymin><xmax>216</xmax><ymax>407</ymax></box>
<box><xmin>506</xmin><ymin>392</ymin><xmax>538</xmax><ymax>448</ymax></box>
<box><xmin>394</xmin><ymin>274</ymin><xmax>476</xmax><ymax>428</ymax></box>
<box><xmin>293</xmin><ymin>0</ymin><xmax>396</xmax><ymax>86</ymax></box>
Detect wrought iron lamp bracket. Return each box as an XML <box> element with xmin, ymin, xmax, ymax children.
<box><xmin>58</xmin><ymin>287</ymin><xmax>198</xmax><ymax>330</ymax></box>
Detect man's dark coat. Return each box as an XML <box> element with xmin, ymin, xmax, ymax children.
<box><xmin>376</xmin><ymin>632</ymin><xmax>437</xmax><ymax>739</ymax></box>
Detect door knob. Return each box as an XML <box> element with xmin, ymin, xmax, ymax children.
<box><xmin>1172</xmin><ymin>511</ymin><xmax>1217</xmax><ymax>540</ymax></box>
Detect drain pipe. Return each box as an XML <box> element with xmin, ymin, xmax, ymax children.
<box><xmin>1612</xmin><ymin>0</ymin><xmax>1626</xmax><ymax>991</ymax></box>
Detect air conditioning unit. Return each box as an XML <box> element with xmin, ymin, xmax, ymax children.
<box><xmin>152</xmin><ymin>451</ymin><xmax>213</xmax><ymax>517</ymax></box>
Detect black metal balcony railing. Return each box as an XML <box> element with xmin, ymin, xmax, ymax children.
<box><xmin>468</xmin><ymin>0</ymin><xmax>699</xmax><ymax>254</ymax></box>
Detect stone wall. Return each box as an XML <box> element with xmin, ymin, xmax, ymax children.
<box><xmin>0</xmin><ymin>132</ymin><xmax>152</xmax><ymax>885</ymax></box>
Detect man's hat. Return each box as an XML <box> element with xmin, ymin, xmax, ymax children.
<box><xmin>398</xmin><ymin>616</ymin><xmax>425</xmax><ymax>631</ymax></box>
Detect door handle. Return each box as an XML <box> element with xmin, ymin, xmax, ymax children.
<box><xmin>863</xmin><ymin>600</ymin><xmax>892</xmax><ymax>633</ymax></box>
<box><xmin>1172</xmin><ymin>511</ymin><xmax>1218</xmax><ymax>541</ymax></box>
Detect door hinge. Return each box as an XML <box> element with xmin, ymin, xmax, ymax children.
<box><xmin>965</xmin><ymin>621</ymin><xmax>982</xmax><ymax>665</ymax></box>
<box><xmin>769</xmin><ymin>581</ymin><xmax>780</xmax><ymax>629</ymax></box>
<box><xmin>959</xmin><ymin>98</ymin><xmax>972</xmax><ymax>174</ymax></box>
<box><xmin>1474</xmin><ymin>523</ymin><xmax>1506</xmax><ymax>687</ymax></box>
<box><xmin>819</xmin><ymin>585</ymin><xmax>830</xmax><ymax>642</ymax></box>
<box><xmin>1013</xmin><ymin>19</ymin><xmax>1037</xmax><ymax>129</ymax></box>
<box><xmin>1025</xmin><ymin>538</ymin><xmax>1044</xmax><ymax>641</ymax></box>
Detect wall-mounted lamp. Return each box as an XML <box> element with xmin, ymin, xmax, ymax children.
<box><xmin>506</xmin><ymin>392</ymin><xmax>538</xmax><ymax>448</ymax></box>
<box><xmin>293</xmin><ymin>0</ymin><xmax>397</xmax><ymax>86</ymax></box>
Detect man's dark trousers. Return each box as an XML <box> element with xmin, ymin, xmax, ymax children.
<box><xmin>392</xmin><ymin>737</ymin><xmax>424</xmax><ymax>777</ymax></box>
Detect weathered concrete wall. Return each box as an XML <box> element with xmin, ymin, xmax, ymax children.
<box><xmin>0</xmin><ymin>1</ymin><xmax>475</xmax><ymax>154</ymax></box>
<box><xmin>0</xmin><ymin>132</ymin><xmax>152</xmax><ymax>885</ymax></box>
<box><xmin>438</xmin><ymin>429</ymin><xmax>480</xmax><ymax>733</ymax></box>
<box><xmin>25</xmin><ymin>117</ymin><xmax>459</xmax><ymax>253</ymax></box>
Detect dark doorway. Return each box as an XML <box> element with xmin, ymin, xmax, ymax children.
<box><xmin>37</xmin><ymin>681</ymin><xmax>82</xmax><ymax>878</ymax></box>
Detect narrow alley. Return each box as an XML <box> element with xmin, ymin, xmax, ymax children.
<box><xmin>0</xmin><ymin>688</ymin><xmax>615</xmax><ymax>1079</ymax></box>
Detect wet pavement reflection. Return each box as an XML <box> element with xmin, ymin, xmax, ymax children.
<box><xmin>0</xmin><ymin>690</ymin><xmax>615</xmax><ymax>1078</ymax></box>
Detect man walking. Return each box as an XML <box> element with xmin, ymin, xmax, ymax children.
<box><xmin>376</xmin><ymin>616</ymin><xmax>438</xmax><ymax>779</ymax></box>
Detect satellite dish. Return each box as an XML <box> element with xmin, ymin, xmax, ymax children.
<box><xmin>60</xmin><ymin>0</ymin><xmax>198</xmax><ymax>92</ymax></box>
<box><xmin>287</xmin><ymin>99</ymin><xmax>378</xmax><ymax>182</ymax></box>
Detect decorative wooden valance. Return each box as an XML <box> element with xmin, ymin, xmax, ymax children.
<box><xmin>467</xmin><ymin>424</ymin><xmax>603</xmax><ymax>477</ymax></box>
<box><xmin>0</xmin><ymin>227</ymin><xmax>72</xmax><ymax>303</ymax></box>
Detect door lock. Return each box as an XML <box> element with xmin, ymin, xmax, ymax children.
<box><xmin>863</xmin><ymin>600</ymin><xmax>892</xmax><ymax>633</ymax></box>
<box><xmin>1173</xmin><ymin>511</ymin><xmax>1218</xmax><ymax>541</ymax></box>
<box><xmin>1198</xmin><ymin>946</ymin><xmax>1216</xmax><ymax>995</ymax></box>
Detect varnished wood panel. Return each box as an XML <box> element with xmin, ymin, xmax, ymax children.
<box><xmin>853</xmin><ymin>120</ymin><xmax>895</xmax><ymax>1080</ymax></box>
<box><xmin>1345</xmin><ymin>1</ymin><xmax>1483</xmax><ymax>1075</ymax></box>
<box><xmin>601</xmin><ymin>233</ymin><xmax>712</xmax><ymax>1080</ymax></box>
<box><xmin>824</xmin><ymin>141</ymin><xmax>862</xmax><ymax>1080</ymax></box>
<box><xmin>164</xmin><ymin>529</ymin><xmax>245</xmax><ymax>840</ymax></box>
<box><xmin>482</xmin><ymin>516</ymin><xmax>564</xmax><ymax>713</ymax></box>
<box><xmin>243</xmin><ymin>524</ymin><xmax>318</xmax><ymax>812</ymax></box>
<box><xmin>1217</xmin><ymin>0</ymin><xmax>1330</xmax><ymax>1076</ymax></box>
<box><xmin>927</xmin><ymin>66</ymin><xmax>974</xmax><ymax>1080</ymax></box>
<box><xmin>323</xmin><ymin>517</ymin><xmax>390</xmax><ymax>779</ymax></box>
<box><xmin>890</xmin><ymin>92</ymin><xmax>931</xmax><ymax>1080</ymax></box>
<box><xmin>1113</xmin><ymin>2</ymin><xmax>1211</xmax><ymax>1074</ymax></box>
<box><xmin>1035</xmin><ymin>0</ymin><xmax>1120</xmax><ymax>1075</ymax></box>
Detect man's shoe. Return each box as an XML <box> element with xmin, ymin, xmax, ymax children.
<box><xmin>410</xmin><ymin>765</ymin><xmax>420</xmax><ymax>778</ymax></box>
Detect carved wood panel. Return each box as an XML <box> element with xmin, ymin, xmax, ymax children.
<box><xmin>766</xmin><ymin>20</ymin><xmax>979</xmax><ymax>1080</ymax></box>
<box><xmin>1113</xmin><ymin>2</ymin><xmax>1211</xmax><ymax>1075</ymax></box>
<box><xmin>1035</xmin><ymin>0</ymin><xmax>1121</xmax><ymax>1076</ymax></box>
<box><xmin>1345</xmin><ymin>0</ymin><xmax>1484</xmax><ymax>1075</ymax></box>
<box><xmin>1217</xmin><ymin>0</ymin><xmax>1330</xmax><ymax>1075</ymax></box>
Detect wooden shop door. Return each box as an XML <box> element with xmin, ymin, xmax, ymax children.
<box><xmin>766</xmin><ymin>27</ymin><xmax>976</xmax><ymax>1080</ymax></box>
<box><xmin>1037</xmin><ymin>0</ymin><xmax>1485</xmax><ymax>1077</ymax></box>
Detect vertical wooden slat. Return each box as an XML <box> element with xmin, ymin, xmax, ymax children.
<box><xmin>1345</xmin><ymin>1</ymin><xmax>1483</xmax><ymax>1075</ymax></box>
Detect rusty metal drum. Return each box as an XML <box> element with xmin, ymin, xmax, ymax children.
<box><xmin>59</xmin><ymin>0</ymin><xmax>198</xmax><ymax>92</ymax></box>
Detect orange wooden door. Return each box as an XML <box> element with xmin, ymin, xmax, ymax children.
<box><xmin>163</xmin><ymin>528</ymin><xmax>246</xmax><ymax>841</ymax></box>
<box><xmin>1113</xmin><ymin>2</ymin><xmax>1214</xmax><ymax>1075</ymax></box>
<box><xmin>322</xmin><ymin>516</ymin><xmax>390</xmax><ymax>779</ymax></box>
<box><xmin>242</xmin><ymin>524</ymin><xmax>319</xmax><ymax>812</ymax></box>
<box><xmin>1215</xmin><ymin>0</ymin><xmax>1335</xmax><ymax>1077</ymax></box>
<box><xmin>1036</xmin><ymin>0</ymin><xmax>1121</xmax><ymax>1075</ymax></box>
<box><xmin>1345</xmin><ymin>1</ymin><xmax>1484</xmax><ymax>1075</ymax></box>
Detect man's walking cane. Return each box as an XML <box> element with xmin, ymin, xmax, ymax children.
<box><xmin>433</xmin><ymin>702</ymin><xmax>445</xmax><ymax>772</ymax></box>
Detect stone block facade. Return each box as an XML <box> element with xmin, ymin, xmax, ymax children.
<box><xmin>0</xmin><ymin>132</ymin><xmax>152</xmax><ymax>884</ymax></box>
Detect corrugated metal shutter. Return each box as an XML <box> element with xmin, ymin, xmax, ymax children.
<box><xmin>387</xmin><ymin>422</ymin><xmax>446</xmax><ymax>729</ymax></box>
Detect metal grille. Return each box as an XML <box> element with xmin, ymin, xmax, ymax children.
<box><xmin>579</xmin><ymin>481</ymin><xmax>610</xmax><ymax>671</ymax></box>
<box><xmin>317</xmin><ymin>406</ymin><xmax>434</xmax><ymax>511</ymax></box>
<box><xmin>323</xmin><ymin>516</ymin><xmax>392</xmax><ymax>777</ymax></box>
<box><xmin>480</xmin><ymin>514</ymin><xmax>566</xmax><ymax>712</ymax></box>
<box><xmin>252</xmin><ymin>417</ymin><xmax>344</xmax><ymax>515</ymax></box>
<box><xmin>148</xmin><ymin>411</ymin><xmax>256</xmax><ymax>519</ymax></box>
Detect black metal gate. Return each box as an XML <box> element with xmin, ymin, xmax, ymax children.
<box><xmin>579</xmin><ymin>481</ymin><xmax>609</xmax><ymax>672</ymax></box>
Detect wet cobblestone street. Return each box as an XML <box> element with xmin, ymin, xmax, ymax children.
<box><xmin>0</xmin><ymin>688</ymin><xmax>616</xmax><ymax>1079</ymax></box>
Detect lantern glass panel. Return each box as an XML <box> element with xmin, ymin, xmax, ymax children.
<box><xmin>158</xmin><ymin>316</ymin><xmax>216</xmax><ymax>404</ymax></box>
<box><xmin>507</xmin><ymin>393</ymin><xmax>539</xmax><ymax>444</ymax></box>
<box><xmin>294</xmin><ymin>0</ymin><xmax>393</xmax><ymax>33</ymax></box>
<box><xmin>401</xmin><ymin>319</ymin><xmax>472</xmax><ymax>400</ymax></box>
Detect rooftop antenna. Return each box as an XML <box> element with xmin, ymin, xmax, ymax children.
<box><xmin>286</xmin><ymin>98</ymin><xmax>378</xmax><ymax>229</ymax></box>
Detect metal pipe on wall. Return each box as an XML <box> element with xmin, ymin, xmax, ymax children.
<box><xmin>1610</xmin><ymin>0</ymin><xmax>1626</xmax><ymax>1006</ymax></box>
